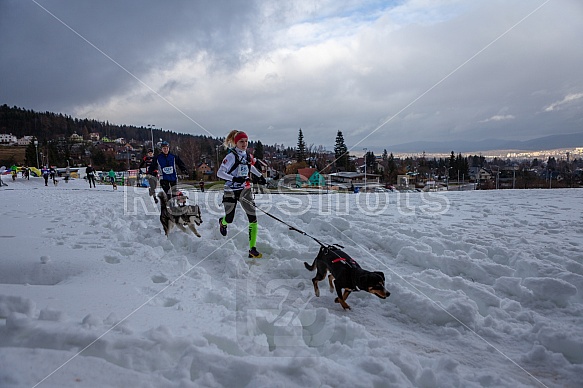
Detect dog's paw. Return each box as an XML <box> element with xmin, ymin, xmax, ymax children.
<box><xmin>334</xmin><ymin>297</ymin><xmax>351</xmax><ymax>310</ymax></box>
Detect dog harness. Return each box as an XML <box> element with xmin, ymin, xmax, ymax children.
<box><xmin>331</xmin><ymin>256</ymin><xmax>361</xmax><ymax>291</ymax></box>
<box><xmin>331</xmin><ymin>257</ymin><xmax>358</xmax><ymax>268</ymax></box>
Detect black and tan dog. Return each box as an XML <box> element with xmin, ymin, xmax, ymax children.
<box><xmin>158</xmin><ymin>191</ymin><xmax>202</xmax><ymax>237</ymax></box>
<box><xmin>304</xmin><ymin>245</ymin><xmax>389</xmax><ymax>310</ymax></box>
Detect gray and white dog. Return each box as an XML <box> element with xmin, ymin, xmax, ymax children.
<box><xmin>157</xmin><ymin>190</ymin><xmax>202</xmax><ymax>237</ymax></box>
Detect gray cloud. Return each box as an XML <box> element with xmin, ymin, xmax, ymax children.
<box><xmin>1</xmin><ymin>0</ymin><xmax>582</xmax><ymax>152</ymax></box>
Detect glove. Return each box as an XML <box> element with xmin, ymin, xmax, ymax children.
<box><xmin>232</xmin><ymin>176</ymin><xmax>247</xmax><ymax>183</ymax></box>
<box><xmin>257</xmin><ymin>175</ymin><xmax>267</xmax><ymax>185</ymax></box>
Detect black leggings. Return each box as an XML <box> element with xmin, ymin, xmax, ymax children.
<box><xmin>160</xmin><ymin>180</ymin><xmax>177</xmax><ymax>197</ymax></box>
<box><xmin>223</xmin><ymin>189</ymin><xmax>257</xmax><ymax>224</ymax></box>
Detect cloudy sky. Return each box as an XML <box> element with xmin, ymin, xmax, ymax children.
<box><xmin>1</xmin><ymin>0</ymin><xmax>582</xmax><ymax>151</ymax></box>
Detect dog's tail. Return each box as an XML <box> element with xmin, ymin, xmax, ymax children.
<box><xmin>157</xmin><ymin>191</ymin><xmax>168</xmax><ymax>207</ymax></box>
<box><xmin>304</xmin><ymin>258</ymin><xmax>317</xmax><ymax>271</ymax></box>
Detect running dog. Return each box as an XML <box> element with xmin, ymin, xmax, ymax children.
<box><xmin>304</xmin><ymin>245</ymin><xmax>389</xmax><ymax>310</ymax></box>
<box><xmin>157</xmin><ymin>191</ymin><xmax>202</xmax><ymax>237</ymax></box>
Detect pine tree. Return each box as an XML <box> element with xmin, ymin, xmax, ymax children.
<box><xmin>382</xmin><ymin>149</ymin><xmax>388</xmax><ymax>181</ymax></box>
<box><xmin>296</xmin><ymin>128</ymin><xmax>306</xmax><ymax>163</ymax></box>
<box><xmin>388</xmin><ymin>152</ymin><xmax>397</xmax><ymax>183</ymax></box>
<box><xmin>365</xmin><ymin>151</ymin><xmax>375</xmax><ymax>172</ymax></box>
<box><xmin>25</xmin><ymin>139</ymin><xmax>38</xmax><ymax>167</ymax></box>
<box><xmin>449</xmin><ymin>151</ymin><xmax>456</xmax><ymax>179</ymax></box>
<box><xmin>334</xmin><ymin>130</ymin><xmax>349</xmax><ymax>171</ymax></box>
<box><xmin>254</xmin><ymin>140</ymin><xmax>264</xmax><ymax>160</ymax></box>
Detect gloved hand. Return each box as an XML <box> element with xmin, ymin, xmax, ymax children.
<box><xmin>232</xmin><ymin>176</ymin><xmax>247</xmax><ymax>183</ymax></box>
<box><xmin>257</xmin><ymin>175</ymin><xmax>267</xmax><ymax>185</ymax></box>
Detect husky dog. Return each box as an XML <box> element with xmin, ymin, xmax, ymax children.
<box><xmin>157</xmin><ymin>190</ymin><xmax>202</xmax><ymax>237</ymax></box>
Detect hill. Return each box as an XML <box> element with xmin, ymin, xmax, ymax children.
<box><xmin>387</xmin><ymin>132</ymin><xmax>583</xmax><ymax>153</ymax></box>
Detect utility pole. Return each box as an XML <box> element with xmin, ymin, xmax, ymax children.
<box><xmin>34</xmin><ymin>140</ymin><xmax>39</xmax><ymax>169</ymax></box>
<box><xmin>147</xmin><ymin>124</ymin><xmax>155</xmax><ymax>150</ymax></box>
<box><xmin>363</xmin><ymin>148</ymin><xmax>367</xmax><ymax>191</ymax></box>
<box><xmin>549</xmin><ymin>169</ymin><xmax>552</xmax><ymax>189</ymax></box>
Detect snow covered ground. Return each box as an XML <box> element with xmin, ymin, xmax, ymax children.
<box><xmin>0</xmin><ymin>176</ymin><xmax>582</xmax><ymax>387</ymax></box>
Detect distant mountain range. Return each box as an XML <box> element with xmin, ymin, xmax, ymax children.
<box><xmin>384</xmin><ymin>132</ymin><xmax>583</xmax><ymax>154</ymax></box>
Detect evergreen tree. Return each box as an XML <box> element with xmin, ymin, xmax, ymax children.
<box><xmin>448</xmin><ymin>151</ymin><xmax>456</xmax><ymax>179</ymax></box>
<box><xmin>254</xmin><ymin>140</ymin><xmax>264</xmax><ymax>160</ymax></box>
<box><xmin>382</xmin><ymin>149</ymin><xmax>388</xmax><ymax>181</ymax></box>
<box><xmin>296</xmin><ymin>128</ymin><xmax>306</xmax><ymax>162</ymax></box>
<box><xmin>388</xmin><ymin>153</ymin><xmax>397</xmax><ymax>183</ymax></box>
<box><xmin>334</xmin><ymin>130</ymin><xmax>349</xmax><ymax>171</ymax></box>
<box><xmin>25</xmin><ymin>139</ymin><xmax>38</xmax><ymax>167</ymax></box>
<box><xmin>365</xmin><ymin>151</ymin><xmax>375</xmax><ymax>172</ymax></box>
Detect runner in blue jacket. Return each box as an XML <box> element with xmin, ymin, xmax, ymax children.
<box><xmin>148</xmin><ymin>141</ymin><xmax>188</xmax><ymax>197</ymax></box>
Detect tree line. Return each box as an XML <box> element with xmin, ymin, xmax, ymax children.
<box><xmin>2</xmin><ymin>105</ymin><xmax>581</xmax><ymax>187</ymax></box>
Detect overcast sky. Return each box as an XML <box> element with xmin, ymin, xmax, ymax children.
<box><xmin>1</xmin><ymin>0</ymin><xmax>582</xmax><ymax>152</ymax></box>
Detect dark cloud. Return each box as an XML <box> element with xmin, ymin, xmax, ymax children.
<box><xmin>1</xmin><ymin>0</ymin><xmax>582</xmax><ymax>150</ymax></box>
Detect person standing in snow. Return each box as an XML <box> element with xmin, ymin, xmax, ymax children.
<box><xmin>139</xmin><ymin>148</ymin><xmax>158</xmax><ymax>202</ymax></box>
<box><xmin>217</xmin><ymin>130</ymin><xmax>266</xmax><ymax>259</ymax></box>
<box><xmin>86</xmin><ymin>164</ymin><xmax>96</xmax><ymax>188</ymax></box>
<box><xmin>108</xmin><ymin>169</ymin><xmax>117</xmax><ymax>190</ymax></box>
<box><xmin>148</xmin><ymin>141</ymin><xmax>188</xmax><ymax>198</ymax></box>
<box><xmin>49</xmin><ymin>167</ymin><xmax>56</xmax><ymax>184</ymax></box>
<box><xmin>42</xmin><ymin>166</ymin><xmax>50</xmax><ymax>186</ymax></box>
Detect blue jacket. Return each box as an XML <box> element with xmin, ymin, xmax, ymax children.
<box><xmin>150</xmin><ymin>152</ymin><xmax>187</xmax><ymax>182</ymax></box>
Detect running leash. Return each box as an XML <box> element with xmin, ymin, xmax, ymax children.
<box><xmin>241</xmin><ymin>195</ymin><xmax>343</xmax><ymax>250</ymax></box>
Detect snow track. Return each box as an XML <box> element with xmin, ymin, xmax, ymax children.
<box><xmin>1</xmin><ymin>178</ymin><xmax>582</xmax><ymax>387</ymax></box>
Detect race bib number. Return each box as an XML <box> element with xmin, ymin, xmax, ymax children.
<box><xmin>162</xmin><ymin>166</ymin><xmax>174</xmax><ymax>174</ymax></box>
<box><xmin>238</xmin><ymin>165</ymin><xmax>249</xmax><ymax>177</ymax></box>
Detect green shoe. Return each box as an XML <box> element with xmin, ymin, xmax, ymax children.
<box><xmin>219</xmin><ymin>218</ymin><xmax>227</xmax><ymax>236</ymax></box>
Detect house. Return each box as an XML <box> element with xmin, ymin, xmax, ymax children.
<box><xmin>197</xmin><ymin>162</ymin><xmax>213</xmax><ymax>180</ymax></box>
<box><xmin>0</xmin><ymin>133</ymin><xmax>17</xmax><ymax>144</ymax></box>
<box><xmin>89</xmin><ymin>132</ymin><xmax>100</xmax><ymax>142</ymax></box>
<box><xmin>469</xmin><ymin>167</ymin><xmax>492</xmax><ymax>182</ymax></box>
<box><xmin>17</xmin><ymin>135</ymin><xmax>34</xmax><ymax>146</ymax></box>
<box><xmin>396</xmin><ymin>175</ymin><xmax>410</xmax><ymax>189</ymax></box>
<box><xmin>297</xmin><ymin>167</ymin><xmax>326</xmax><ymax>187</ymax></box>
<box><xmin>69</xmin><ymin>133</ymin><xmax>84</xmax><ymax>143</ymax></box>
<box><xmin>329</xmin><ymin>171</ymin><xmax>380</xmax><ymax>190</ymax></box>
<box><xmin>296</xmin><ymin>167</ymin><xmax>315</xmax><ymax>187</ymax></box>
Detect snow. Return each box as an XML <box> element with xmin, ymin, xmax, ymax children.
<box><xmin>1</xmin><ymin>177</ymin><xmax>582</xmax><ymax>388</ymax></box>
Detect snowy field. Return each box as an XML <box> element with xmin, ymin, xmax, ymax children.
<box><xmin>0</xmin><ymin>177</ymin><xmax>582</xmax><ymax>387</ymax></box>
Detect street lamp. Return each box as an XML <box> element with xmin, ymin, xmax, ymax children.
<box><xmin>216</xmin><ymin>145</ymin><xmax>221</xmax><ymax>176</ymax></box>
<box><xmin>363</xmin><ymin>148</ymin><xmax>367</xmax><ymax>191</ymax></box>
<box><xmin>34</xmin><ymin>140</ymin><xmax>39</xmax><ymax>169</ymax></box>
<box><xmin>147</xmin><ymin>124</ymin><xmax>155</xmax><ymax>150</ymax></box>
